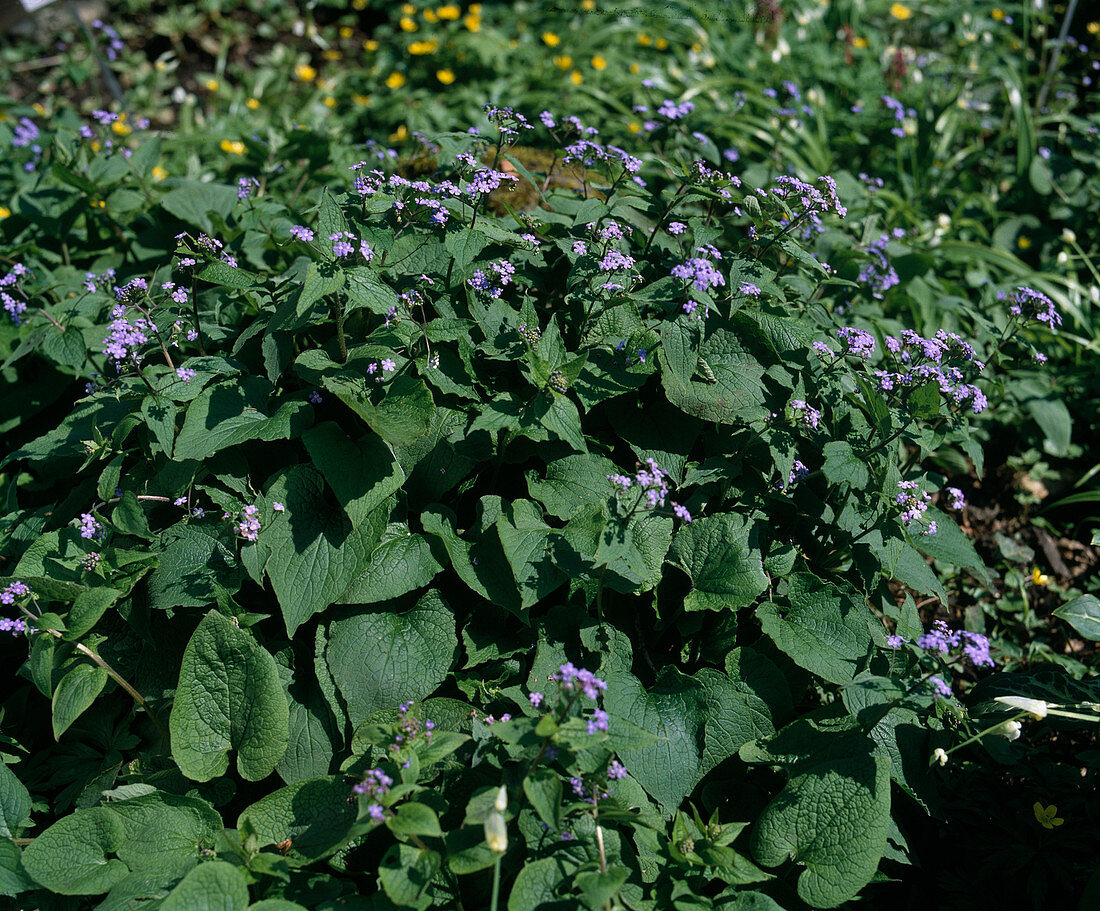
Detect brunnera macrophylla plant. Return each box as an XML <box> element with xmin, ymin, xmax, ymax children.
<box><xmin>0</xmin><ymin>97</ymin><xmax>1069</xmax><ymax>911</ymax></box>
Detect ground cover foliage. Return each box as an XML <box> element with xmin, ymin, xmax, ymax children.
<box><xmin>1</xmin><ymin>1</ymin><xmax>1100</xmax><ymax>909</ymax></box>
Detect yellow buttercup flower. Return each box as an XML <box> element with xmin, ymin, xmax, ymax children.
<box><xmin>0</xmin><ymin>205</ymin><xmax>10</xmax><ymax>219</ymax></box>
<box><xmin>469</xmin><ymin>3</ymin><xmax>481</xmax><ymax>11</ymax></box>
<box><xmin>1088</xmin><ymin>21</ymin><xmax>1100</xmax><ymax>35</ymax></box>
<box><xmin>582</xmin><ymin>0</ymin><xmax>595</xmax><ymax>9</ymax></box>
<box><xmin>629</xmin><ymin>62</ymin><xmax>640</xmax><ymax>73</ymax></box>
<box><xmin>111</xmin><ymin>120</ymin><xmax>132</xmax><ymax>136</ymax></box>
<box><xmin>1032</xmin><ymin>567</ymin><xmax>1050</xmax><ymax>586</ymax></box>
<box><xmin>323</xmin><ymin>96</ymin><xmax>336</xmax><ymax>107</ymax></box>
<box><xmin>853</xmin><ymin>36</ymin><xmax>869</xmax><ymax>48</ymax></box>
<box><xmin>93</xmin><ymin>200</ymin><xmax>106</xmax><ymax>209</ymax></box>
<box><xmin>1033</xmin><ymin>803</ymin><xmax>1064</xmax><ymax>829</ymax></box>
<box><xmin>323</xmin><ymin>49</ymin><xmax>342</xmax><ymax>61</ymax></box>
<box><xmin>889</xmin><ymin>2</ymin><xmax>911</xmax><ymax>19</ymax></box>
<box><xmin>390</xmin><ymin>124</ymin><xmax>409</xmax><ymax>142</ymax></box>
<box><xmin>638</xmin><ymin>33</ymin><xmax>652</xmax><ymax>46</ymax></box>
<box><xmin>591</xmin><ymin>55</ymin><xmax>606</xmax><ymax>70</ymax></box>
<box><xmin>464</xmin><ymin>14</ymin><xmax>480</xmax><ymax>31</ymax></box>
<box><xmin>409</xmin><ymin>39</ymin><xmax>440</xmax><ymax>54</ymax></box>
<box><xmin>542</xmin><ymin>32</ymin><xmax>561</xmax><ymax>47</ymax></box>
<box><xmin>220</xmin><ymin>139</ymin><xmax>246</xmax><ymax>155</ymax></box>
<box><xmin>204</xmin><ymin>78</ymin><xmax>219</xmax><ymax>92</ymax></box>
<box><xmin>386</xmin><ymin>71</ymin><xmax>407</xmax><ymax>89</ymax></box>
<box><xmin>992</xmin><ymin>8</ymin><xmax>1005</xmax><ymax>20</ymax></box>
<box><xmin>1018</xmin><ymin>236</ymin><xmax>1032</xmax><ymax>250</ymax></box>
<box><xmin>655</xmin><ymin>36</ymin><xmax>668</xmax><ymax>49</ymax></box>
<box><xmin>628</xmin><ymin>121</ymin><xmax>641</xmax><ymax>133</ymax></box>
<box><xmin>437</xmin><ymin>4</ymin><xmax>461</xmax><ymax>19</ymax></box>
<box><xmin>423</xmin><ymin>9</ymin><xmax>438</xmax><ymax>22</ymax></box>
<box><xmin>401</xmin><ymin>3</ymin><xmax>415</xmax><ymax>13</ymax></box>
<box><xmin>152</xmin><ymin>166</ymin><xmax>168</xmax><ymax>181</ymax></box>
<box><xmin>353</xmin><ymin>94</ymin><xmax>371</xmax><ymax>106</ymax></box>
<box><xmin>553</xmin><ymin>55</ymin><xmax>572</xmax><ymax>69</ymax></box>
<box><xmin>339</xmin><ymin>26</ymin><xmax>353</xmax><ymax>38</ymax></box>
<box><xmin>246</xmin><ymin>97</ymin><xmax>260</xmax><ymax>110</ymax></box>
<box><xmin>436</xmin><ymin>69</ymin><xmax>455</xmax><ymax>84</ymax></box>
<box><xmin>400</xmin><ymin>16</ymin><xmax>417</xmax><ymax>31</ymax></box>
<box><xmin>364</xmin><ymin>39</ymin><xmax>379</xmax><ymax>51</ymax></box>
<box><xmin>91</xmin><ymin>141</ymin><xmax>101</xmax><ymax>151</ymax></box>
<box><xmin>352</xmin><ymin>0</ymin><xmax>366</xmax><ymax>8</ymax></box>
<box><xmin>295</xmin><ymin>63</ymin><xmax>317</xmax><ymax>82</ymax></box>
<box><xmin>570</xmin><ymin>69</ymin><xmax>583</xmax><ymax>85</ymax></box>
<box><xmin>33</xmin><ymin>102</ymin><xmax>46</xmax><ymax>116</ymax></box>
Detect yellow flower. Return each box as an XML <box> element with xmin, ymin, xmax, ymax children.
<box><xmin>352</xmin><ymin>0</ymin><xmax>366</xmax><ymax>8</ymax></box>
<box><xmin>323</xmin><ymin>49</ymin><xmax>342</xmax><ymax>61</ymax></box>
<box><xmin>889</xmin><ymin>2</ymin><xmax>911</xmax><ymax>19</ymax></box>
<box><xmin>91</xmin><ymin>141</ymin><xmax>101</xmax><ymax>152</ymax></box>
<box><xmin>629</xmin><ymin>62</ymin><xmax>640</xmax><ymax>73</ymax></box>
<box><xmin>570</xmin><ymin>69</ymin><xmax>583</xmax><ymax>85</ymax></box>
<box><xmin>409</xmin><ymin>39</ymin><xmax>440</xmax><ymax>54</ymax></box>
<box><xmin>339</xmin><ymin>26</ymin><xmax>353</xmax><ymax>38</ymax></box>
<box><xmin>323</xmin><ymin>96</ymin><xmax>336</xmax><ymax>107</ymax></box>
<box><xmin>204</xmin><ymin>78</ymin><xmax>219</xmax><ymax>92</ymax></box>
<box><xmin>0</xmin><ymin>205</ymin><xmax>10</xmax><ymax>219</ymax></box>
<box><xmin>628</xmin><ymin>121</ymin><xmax>640</xmax><ymax>133</ymax></box>
<box><xmin>464</xmin><ymin>14</ymin><xmax>480</xmax><ymax>30</ymax></box>
<box><xmin>401</xmin><ymin>2</ymin><xmax>415</xmax><ymax>12</ymax></box>
<box><xmin>423</xmin><ymin>9</ymin><xmax>438</xmax><ymax>22</ymax></box>
<box><xmin>1032</xmin><ymin>567</ymin><xmax>1050</xmax><ymax>586</ymax></box>
<box><xmin>151</xmin><ymin>166</ymin><xmax>167</xmax><ymax>181</ymax></box>
<box><xmin>992</xmin><ymin>8</ymin><xmax>1005</xmax><ymax>20</ymax></box>
<box><xmin>469</xmin><ymin>3</ymin><xmax>481</xmax><ymax>11</ymax></box>
<box><xmin>390</xmin><ymin>124</ymin><xmax>409</xmax><ymax>142</ymax></box>
<box><xmin>853</xmin><ymin>35</ymin><xmax>869</xmax><ymax>48</ymax></box>
<box><xmin>691</xmin><ymin>42</ymin><xmax>702</xmax><ymax>52</ymax></box>
<box><xmin>591</xmin><ymin>55</ymin><xmax>606</xmax><ymax>70</ymax></box>
<box><xmin>1018</xmin><ymin>235</ymin><xmax>1032</xmax><ymax>250</ymax></box>
<box><xmin>364</xmin><ymin>39</ymin><xmax>379</xmax><ymax>51</ymax></box>
<box><xmin>93</xmin><ymin>200</ymin><xmax>106</xmax><ymax>209</ymax></box>
<box><xmin>111</xmin><ymin>120</ymin><xmax>132</xmax><ymax>136</ymax></box>
<box><xmin>655</xmin><ymin>36</ymin><xmax>668</xmax><ymax>49</ymax></box>
<box><xmin>553</xmin><ymin>55</ymin><xmax>573</xmax><ymax>69</ymax></box>
<box><xmin>437</xmin><ymin>3</ymin><xmax>461</xmax><ymax>19</ymax></box>
<box><xmin>400</xmin><ymin>16</ymin><xmax>418</xmax><ymax>31</ymax></box>
<box><xmin>582</xmin><ymin>0</ymin><xmax>595</xmax><ymax>9</ymax></box>
<box><xmin>295</xmin><ymin>63</ymin><xmax>317</xmax><ymax>82</ymax></box>
<box><xmin>1033</xmin><ymin>803</ymin><xmax>1064</xmax><ymax>829</ymax></box>
<box><xmin>1089</xmin><ymin>21</ymin><xmax>1100</xmax><ymax>35</ymax></box>
<box><xmin>542</xmin><ymin>31</ymin><xmax>561</xmax><ymax>47</ymax></box>
<box><xmin>33</xmin><ymin>102</ymin><xmax>46</xmax><ymax>116</ymax></box>
<box><xmin>638</xmin><ymin>33</ymin><xmax>652</xmax><ymax>46</ymax></box>
<box><xmin>246</xmin><ymin>97</ymin><xmax>260</xmax><ymax>110</ymax></box>
<box><xmin>436</xmin><ymin>69</ymin><xmax>456</xmax><ymax>84</ymax></box>
<box><xmin>386</xmin><ymin>71</ymin><xmax>407</xmax><ymax>89</ymax></box>
<box><xmin>353</xmin><ymin>94</ymin><xmax>371</xmax><ymax>106</ymax></box>
<box><xmin>220</xmin><ymin>139</ymin><xmax>246</xmax><ymax>155</ymax></box>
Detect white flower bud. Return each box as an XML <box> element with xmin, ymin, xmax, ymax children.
<box><xmin>484</xmin><ymin>811</ymin><xmax>508</xmax><ymax>853</ymax></box>
<box><xmin>995</xmin><ymin>695</ymin><xmax>1048</xmax><ymax>719</ymax></box>
<box><xmin>1062</xmin><ymin>228</ymin><xmax>1076</xmax><ymax>244</ymax></box>
<box><xmin>494</xmin><ymin>785</ymin><xmax>508</xmax><ymax>813</ymax></box>
<box><xmin>996</xmin><ymin>720</ymin><xmax>1023</xmax><ymax>741</ymax></box>
<box><xmin>932</xmin><ymin>748</ymin><xmax>949</xmax><ymax>766</ymax></box>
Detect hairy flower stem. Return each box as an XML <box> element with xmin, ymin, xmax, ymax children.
<box><xmin>332</xmin><ymin>294</ymin><xmax>348</xmax><ymax>364</ymax></box>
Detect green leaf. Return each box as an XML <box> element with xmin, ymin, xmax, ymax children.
<box><xmin>379</xmin><ymin>844</ymin><xmax>440</xmax><ymax>908</ymax></box>
<box><xmin>0</xmin><ymin>837</ymin><xmax>35</xmax><ymax>898</ymax></box>
<box><xmin>345</xmin><ymin>267</ymin><xmax>400</xmax><ymax>316</ymax></box>
<box><xmin>495</xmin><ymin>499</ymin><xmax>566</xmax><ymax>608</ymax></box>
<box><xmin>422</xmin><ymin>505</ymin><xmax>521</xmax><ymax>612</ymax></box>
<box><xmin>64</xmin><ymin>587</ymin><xmax>122</xmax><ymax>639</ymax></box>
<box><xmin>197</xmin><ymin>260</ymin><xmax>260</xmax><ymax>289</ymax></box>
<box><xmin>695</xmin><ymin>668</ymin><xmax>776</xmax><ymax>775</ymax></box>
<box><xmin>1053</xmin><ymin>595</ymin><xmax>1100</xmax><ymax>641</ymax></box>
<box><xmin>148</xmin><ymin>525</ymin><xmax>241</xmax><ymax>610</ymax></box>
<box><xmin>387</xmin><ymin>803</ymin><xmax>443</xmax><ymax>838</ymax></box>
<box><xmin>756</xmin><ymin>574</ymin><xmax>874</xmax><ymax>685</ymax></box>
<box><xmin>250</xmin><ymin>902</ymin><xmax>309</xmax><ymax>911</ymax></box>
<box><xmin>912</xmin><ymin>508</ymin><xmax>990</xmax><ymax>585</ymax></box>
<box><xmin>238</xmin><ymin>777</ymin><xmax>358</xmax><ymax>861</ymax></box>
<box><xmin>527</xmin><ymin>453</ymin><xmax>618</xmax><ymax>520</ymax></box>
<box><xmin>667</xmin><ymin>513</ymin><xmax>768</xmax><ymax>613</ymax></box>
<box><xmin>821</xmin><ymin>441</ymin><xmax>869</xmax><ymax>489</ymax></box>
<box><xmin>174</xmin><ymin>375</ymin><xmax>311</xmax><ymax>462</ymax></box>
<box><xmin>751</xmin><ymin>756</ymin><xmax>890</xmax><ymax>908</ymax></box>
<box><xmin>324</xmin><ymin>374</ymin><xmax>435</xmax><ymax>447</ymax></box>
<box><xmin>52</xmin><ymin>663</ymin><xmax>108</xmax><ymax>740</ymax></box>
<box><xmin>170</xmin><ymin>610</ymin><xmax>289</xmax><ymax>782</ymax></box>
<box><xmin>159</xmin><ymin>181</ymin><xmax>238</xmax><ymax>233</ymax></box>
<box><xmin>108</xmin><ymin>792</ymin><xmax>221</xmax><ymax>873</ymax></box>
<box><xmin>161</xmin><ymin>861</ymin><xmax>250</xmax><ymax>911</ymax></box>
<box><xmin>603</xmin><ymin>666</ymin><xmax>705</xmax><ymax>814</ymax></box>
<box><xmin>277</xmin><ymin>677</ymin><xmax>340</xmax><ymax>784</ymax></box>
<box><xmin>326</xmin><ymin>590</ymin><xmax>457</xmax><ymax>727</ymax></box>
<box><xmin>507</xmin><ymin>856</ymin><xmax>570</xmax><ymax>911</ymax></box>
<box><xmin>260</xmin><ymin>465</ymin><xmax>392</xmax><ymax>636</ymax></box>
<box><xmin>339</xmin><ymin>526</ymin><xmax>443</xmax><ymax>605</ymax></box>
<box><xmin>523</xmin><ymin>768</ymin><xmax>562</xmax><ymax>828</ymax></box>
<box><xmin>661</xmin><ymin>328</ymin><xmax>768</xmax><ymax>424</ymax></box>
<box><xmin>0</xmin><ymin>764</ymin><xmax>31</xmax><ymax>838</ymax></box>
<box><xmin>22</xmin><ymin>807</ymin><xmax>129</xmax><ymax>895</ymax></box>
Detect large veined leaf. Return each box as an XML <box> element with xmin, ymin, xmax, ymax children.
<box><xmin>21</xmin><ymin>808</ymin><xmax>129</xmax><ymax>895</ymax></box>
<box><xmin>237</xmin><ymin>777</ymin><xmax>358</xmax><ymax>861</ymax></box>
<box><xmin>752</xmin><ymin>756</ymin><xmax>890</xmax><ymax>908</ymax></box>
<box><xmin>660</xmin><ymin>327</ymin><xmax>768</xmax><ymax>424</ymax></box>
<box><xmin>667</xmin><ymin>512</ymin><xmax>769</xmax><ymax>613</ymax></box>
<box><xmin>160</xmin><ymin>861</ymin><xmax>250</xmax><ymax>911</ymax></box>
<box><xmin>170</xmin><ymin>610</ymin><xmax>289</xmax><ymax>782</ymax></box>
<box><xmin>325</xmin><ymin>590</ymin><xmax>457</xmax><ymax>726</ymax></box>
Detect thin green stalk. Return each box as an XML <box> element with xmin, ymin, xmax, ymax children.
<box><xmin>490</xmin><ymin>857</ymin><xmax>502</xmax><ymax>911</ymax></box>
